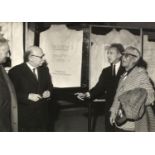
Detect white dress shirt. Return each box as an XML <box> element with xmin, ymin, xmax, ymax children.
<box><xmin>26</xmin><ymin>63</ymin><xmax>38</xmax><ymax>79</ymax></box>
<box><xmin>113</xmin><ymin>61</ymin><xmax>121</xmax><ymax>76</ymax></box>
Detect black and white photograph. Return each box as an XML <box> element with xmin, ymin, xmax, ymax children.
<box><xmin>1</xmin><ymin>0</ymin><xmax>155</xmax><ymax>155</ymax></box>
<box><xmin>0</xmin><ymin>22</ymin><xmax>155</xmax><ymax>132</ymax></box>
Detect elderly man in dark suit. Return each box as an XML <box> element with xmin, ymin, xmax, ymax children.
<box><xmin>76</xmin><ymin>43</ymin><xmax>125</xmax><ymax>131</ymax></box>
<box><xmin>9</xmin><ymin>46</ymin><xmax>53</xmax><ymax>132</ymax></box>
<box><xmin>0</xmin><ymin>37</ymin><xmax>18</xmax><ymax>132</ymax></box>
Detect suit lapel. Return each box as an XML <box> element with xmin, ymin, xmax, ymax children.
<box><xmin>23</xmin><ymin>63</ymin><xmax>38</xmax><ymax>86</ymax></box>
<box><xmin>110</xmin><ymin>65</ymin><xmax>113</xmax><ymax>77</ymax></box>
<box><xmin>37</xmin><ymin>67</ymin><xmax>41</xmax><ymax>81</ymax></box>
<box><xmin>37</xmin><ymin>67</ymin><xmax>42</xmax><ymax>87</ymax></box>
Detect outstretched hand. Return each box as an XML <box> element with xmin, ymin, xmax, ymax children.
<box><xmin>74</xmin><ymin>92</ymin><xmax>86</xmax><ymax>101</ymax></box>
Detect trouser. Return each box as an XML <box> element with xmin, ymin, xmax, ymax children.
<box><xmin>48</xmin><ymin>101</ymin><xmax>58</xmax><ymax>132</ymax></box>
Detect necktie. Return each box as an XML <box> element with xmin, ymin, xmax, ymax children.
<box><xmin>112</xmin><ymin>64</ymin><xmax>116</xmax><ymax>77</ymax></box>
<box><xmin>32</xmin><ymin>68</ymin><xmax>37</xmax><ymax>80</ymax></box>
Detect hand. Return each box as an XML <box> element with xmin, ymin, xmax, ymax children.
<box><xmin>110</xmin><ymin>112</ymin><xmax>116</xmax><ymax>125</ymax></box>
<box><xmin>28</xmin><ymin>93</ymin><xmax>42</xmax><ymax>102</ymax></box>
<box><xmin>74</xmin><ymin>92</ymin><xmax>87</xmax><ymax>101</ymax></box>
<box><xmin>42</xmin><ymin>90</ymin><xmax>51</xmax><ymax>98</ymax></box>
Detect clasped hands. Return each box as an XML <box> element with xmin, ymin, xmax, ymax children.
<box><xmin>28</xmin><ymin>90</ymin><xmax>51</xmax><ymax>102</ymax></box>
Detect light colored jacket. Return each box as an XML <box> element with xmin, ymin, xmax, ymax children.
<box><xmin>110</xmin><ymin>66</ymin><xmax>155</xmax><ymax>131</ymax></box>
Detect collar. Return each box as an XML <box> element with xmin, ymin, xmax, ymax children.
<box><xmin>112</xmin><ymin>61</ymin><xmax>121</xmax><ymax>75</ymax></box>
<box><xmin>26</xmin><ymin>62</ymin><xmax>36</xmax><ymax>71</ymax></box>
<box><xmin>126</xmin><ymin>65</ymin><xmax>137</xmax><ymax>76</ymax></box>
<box><xmin>113</xmin><ymin>61</ymin><xmax>121</xmax><ymax>67</ymax></box>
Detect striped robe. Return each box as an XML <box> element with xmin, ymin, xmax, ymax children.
<box><xmin>110</xmin><ymin>66</ymin><xmax>155</xmax><ymax>132</ymax></box>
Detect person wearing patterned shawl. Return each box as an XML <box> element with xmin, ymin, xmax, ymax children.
<box><xmin>110</xmin><ymin>46</ymin><xmax>155</xmax><ymax>132</ymax></box>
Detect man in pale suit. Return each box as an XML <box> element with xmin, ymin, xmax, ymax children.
<box><xmin>0</xmin><ymin>37</ymin><xmax>18</xmax><ymax>132</ymax></box>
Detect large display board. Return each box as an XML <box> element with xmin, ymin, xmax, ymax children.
<box><xmin>40</xmin><ymin>25</ymin><xmax>83</xmax><ymax>88</ymax></box>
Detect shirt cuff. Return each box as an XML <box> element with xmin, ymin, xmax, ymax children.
<box><xmin>85</xmin><ymin>92</ymin><xmax>91</xmax><ymax>98</ymax></box>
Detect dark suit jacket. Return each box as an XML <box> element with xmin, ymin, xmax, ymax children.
<box><xmin>8</xmin><ymin>63</ymin><xmax>53</xmax><ymax>130</ymax></box>
<box><xmin>90</xmin><ymin>64</ymin><xmax>124</xmax><ymax>110</ymax></box>
<box><xmin>0</xmin><ymin>67</ymin><xmax>11</xmax><ymax>131</ymax></box>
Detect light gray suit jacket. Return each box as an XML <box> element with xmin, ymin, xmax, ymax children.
<box><xmin>110</xmin><ymin>66</ymin><xmax>155</xmax><ymax>131</ymax></box>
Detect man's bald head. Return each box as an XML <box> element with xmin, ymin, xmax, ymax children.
<box><xmin>25</xmin><ymin>46</ymin><xmax>45</xmax><ymax>67</ymax></box>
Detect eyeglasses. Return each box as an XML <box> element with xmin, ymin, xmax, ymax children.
<box><xmin>31</xmin><ymin>54</ymin><xmax>45</xmax><ymax>59</ymax></box>
<box><xmin>122</xmin><ymin>53</ymin><xmax>137</xmax><ymax>58</ymax></box>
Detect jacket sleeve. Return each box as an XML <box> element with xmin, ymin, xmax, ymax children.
<box><xmin>8</xmin><ymin>69</ymin><xmax>29</xmax><ymax>104</ymax></box>
<box><xmin>89</xmin><ymin>69</ymin><xmax>106</xmax><ymax>99</ymax></box>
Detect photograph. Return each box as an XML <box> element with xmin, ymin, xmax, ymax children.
<box><xmin>1</xmin><ymin>1</ymin><xmax>155</xmax><ymax>154</ymax></box>
<box><xmin>0</xmin><ymin>22</ymin><xmax>155</xmax><ymax>132</ymax></box>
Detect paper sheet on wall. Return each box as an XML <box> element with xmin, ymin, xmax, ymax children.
<box><xmin>143</xmin><ymin>35</ymin><xmax>155</xmax><ymax>85</ymax></box>
<box><xmin>90</xmin><ymin>29</ymin><xmax>141</xmax><ymax>89</ymax></box>
<box><xmin>40</xmin><ymin>25</ymin><xmax>83</xmax><ymax>88</ymax></box>
<box><xmin>0</xmin><ymin>22</ymin><xmax>23</xmax><ymax>67</ymax></box>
